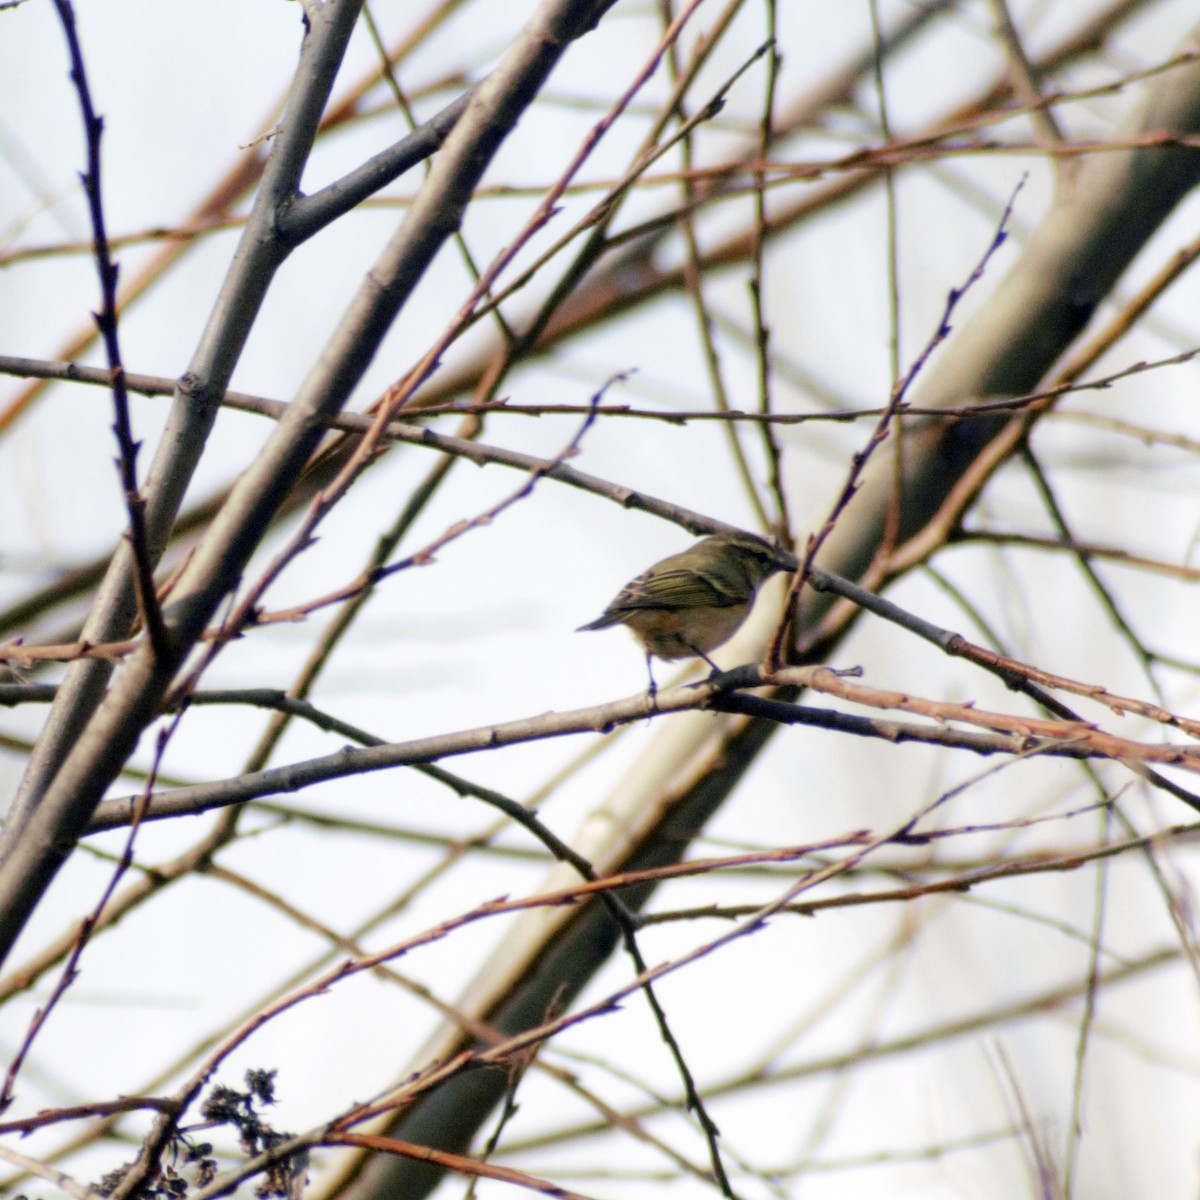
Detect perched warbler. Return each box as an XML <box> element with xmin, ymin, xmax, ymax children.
<box><xmin>578</xmin><ymin>529</ymin><xmax>795</xmax><ymax>691</ymax></box>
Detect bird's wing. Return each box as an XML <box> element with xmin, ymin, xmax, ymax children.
<box><xmin>616</xmin><ymin>564</ymin><xmax>743</xmax><ymax>610</ymax></box>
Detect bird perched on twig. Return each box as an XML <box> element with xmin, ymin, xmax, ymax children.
<box><xmin>578</xmin><ymin>529</ymin><xmax>795</xmax><ymax>693</ymax></box>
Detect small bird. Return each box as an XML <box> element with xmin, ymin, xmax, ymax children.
<box><xmin>578</xmin><ymin>529</ymin><xmax>795</xmax><ymax>692</ymax></box>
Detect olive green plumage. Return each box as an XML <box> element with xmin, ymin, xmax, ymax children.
<box><xmin>578</xmin><ymin>530</ymin><xmax>794</xmax><ymax>686</ymax></box>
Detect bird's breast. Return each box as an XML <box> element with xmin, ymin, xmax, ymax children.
<box><xmin>622</xmin><ymin>602</ymin><xmax>751</xmax><ymax>660</ymax></box>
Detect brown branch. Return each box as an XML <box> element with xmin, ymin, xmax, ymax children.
<box><xmin>81</xmin><ymin>659</ymin><xmax>1200</xmax><ymax>837</ymax></box>
<box><xmin>0</xmin><ymin>1095</ymin><xmax>181</xmax><ymax>1137</ymax></box>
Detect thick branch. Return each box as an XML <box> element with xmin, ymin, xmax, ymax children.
<box><xmin>4</xmin><ymin>0</ymin><xmax>366</xmax><ymax>841</ymax></box>
<box><xmin>0</xmin><ymin>0</ymin><xmax>619</xmax><ymax>971</ymax></box>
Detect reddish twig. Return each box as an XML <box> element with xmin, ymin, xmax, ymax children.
<box><xmin>768</xmin><ymin>178</ymin><xmax>1024</xmax><ymax>666</ymax></box>
<box><xmin>0</xmin><ymin>724</ymin><xmax>165</xmax><ymax>1111</ymax></box>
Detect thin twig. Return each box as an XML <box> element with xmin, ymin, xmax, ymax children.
<box><xmin>770</xmin><ymin>179</ymin><xmax>1023</xmax><ymax>666</ymax></box>
<box><xmin>52</xmin><ymin>0</ymin><xmax>166</xmax><ymax>658</ymax></box>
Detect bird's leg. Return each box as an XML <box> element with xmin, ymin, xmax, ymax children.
<box><xmin>685</xmin><ymin>642</ymin><xmax>723</xmax><ymax>678</ymax></box>
<box><xmin>644</xmin><ymin>654</ymin><xmax>658</xmax><ymax>702</ymax></box>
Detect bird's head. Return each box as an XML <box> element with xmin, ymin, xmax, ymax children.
<box><xmin>703</xmin><ymin>530</ymin><xmax>796</xmax><ymax>590</ymax></box>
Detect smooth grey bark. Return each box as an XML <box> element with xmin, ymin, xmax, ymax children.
<box><xmin>4</xmin><ymin>0</ymin><xmax>365</xmax><ymax>845</ymax></box>
<box><xmin>0</xmin><ymin>0</ymin><xmax>617</xmax><ymax>969</ymax></box>
<box><xmin>5</xmin><ymin>7</ymin><xmax>475</xmax><ymax>830</ymax></box>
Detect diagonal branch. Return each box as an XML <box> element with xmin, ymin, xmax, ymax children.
<box><xmin>0</xmin><ymin>0</ymin><xmax>621</xmax><ymax>971</ymax></box>
<box><xmin>325</xmin><ymin>22</ymin><xmax>1200</xmax><ymax>1200</ymax></box>
<box><xmin>4</xmin><ymin>0</ymin><xmax>368</xmax><ymax>839</ymax></box>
